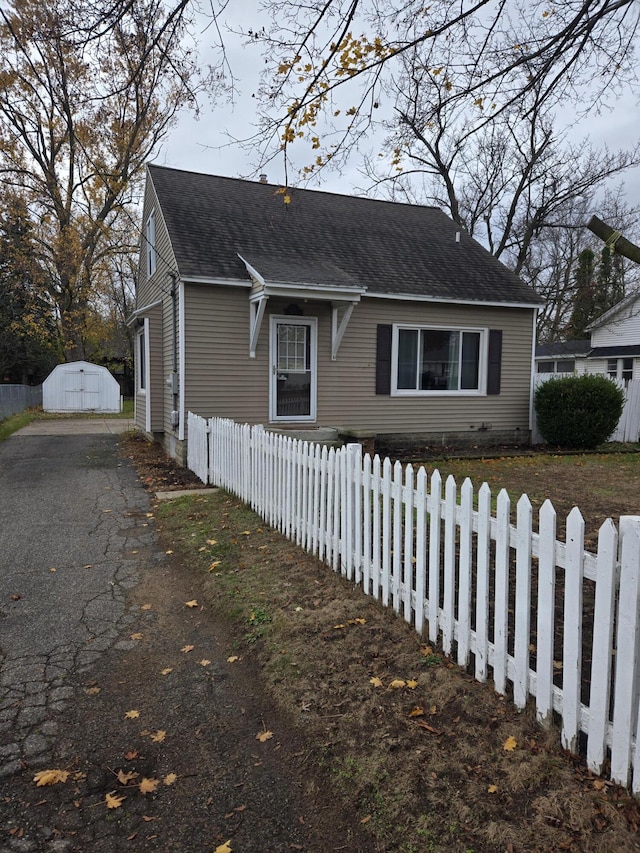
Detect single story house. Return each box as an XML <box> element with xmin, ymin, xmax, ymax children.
<box><xmin>129</xmin><ymin>164</ymin><xmax>542</xmax><ymax>462</ymax></box>
<box><xmin>535</xmin><ymin>292</ymin><xmax>640</xmax><ymax>384</ymax></box>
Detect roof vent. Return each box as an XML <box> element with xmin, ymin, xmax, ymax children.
<box><xmin>259</xmin><ymin>174</ymin><xmax>268</xmax><ymax>184</ymax></box>
<box><xmin>455</xmin><ymin>231</ymin><xmax>461</xmax><ymax>243</ymax></box>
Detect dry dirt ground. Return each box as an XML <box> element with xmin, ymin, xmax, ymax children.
<box><xmin>125</xmin><ymin>435</ymin><xmax>640</xmax><ymax>853</ymax></box>
<box><xmin>5</xmin><ymin>433</ymin><xmax>640</xmax><ymax>853</ymax></box>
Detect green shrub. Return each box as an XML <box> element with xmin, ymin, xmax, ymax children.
<box><xmin>534</xmin><ymin>374</ymin><xmax>624</xmax><ymax>449</ymax></box>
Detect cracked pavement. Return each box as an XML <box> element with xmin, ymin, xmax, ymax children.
<box><xmin>0</xmin><ymin>425</ymin><xmax>361</xmax><ymax>853</ymax></box>
<box><xmin>0</xmin><ymin>432</ymin><xmax>150</xmax><ymax>780</ymax></box>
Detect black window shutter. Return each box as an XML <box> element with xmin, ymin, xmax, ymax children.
<box><xmin>487</xmin><ymin>330</ymin><xmax>502</xmax><ymax>395</ymax></box>
<box><xmin>375</xmin><ymin>324</ymin><xmax>392</xmax><ymax>395</ymax></box>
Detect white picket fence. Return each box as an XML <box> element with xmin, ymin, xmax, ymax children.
<box><xmin>187</xmin><ymin>412</ymin><xmax>640</xmax><ymax>793</ymax></box>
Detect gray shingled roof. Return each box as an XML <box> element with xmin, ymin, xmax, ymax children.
<box><xmin>148</xmin><ymin>164</ymin><xmax>542</xmax><ymax>305</ymax></box>
<box><xmin>536</xmin><ymin>340</ymin><xmax>592</xmax><ymax>358</ymax></box>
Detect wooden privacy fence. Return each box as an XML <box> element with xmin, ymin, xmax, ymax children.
<box><xmin>187</xmin><ymin>412</ymin><xmax>640</xmax><ymax>793</ymax></box>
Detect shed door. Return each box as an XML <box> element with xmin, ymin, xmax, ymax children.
<box><xmin>269</xmin><ymin>317</ymin><xmax>317</xmax><ymax>422</ymax></box>
<box><xmin>63</xmin><ymin>367</ymin><xmax>101</xmax><ymax>410</ymax></box>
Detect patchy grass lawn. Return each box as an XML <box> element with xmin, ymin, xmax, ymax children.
<box><xmin>125</xmin><ymin>435</ymin><xmax>640</xmax><ymax>853</ymax></box>
<box><xmin>412</xmin><ymin>450</ymin><xmax>640</xmax><ymax>549</ymax></box>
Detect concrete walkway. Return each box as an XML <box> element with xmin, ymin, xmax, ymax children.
<box><xmin>15</xmin><ymin>417</ymin><xmax>134</xmax><ymax>436</ymax></box>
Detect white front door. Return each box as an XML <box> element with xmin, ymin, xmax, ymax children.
<box><xmin>269</xmin><ymin>317</ymin><xmax>317</xmax><ymax>422</ymax></box>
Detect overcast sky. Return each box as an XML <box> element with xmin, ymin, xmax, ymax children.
<box><xmin>158</xmin><ymin>3</ymin><xmax>640</xmax><ymax>213</ymax></box>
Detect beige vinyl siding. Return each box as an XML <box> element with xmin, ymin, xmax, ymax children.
<box><xmin>184</xmin><ymin>283</ymin><xmax>267</xmax><ymax>421</ymax></box>
<box><xmin>318</xmin><ymin>298</ymin><xmax>534</xmax><ymax>434</ymax></box>
<box><xmin>183</xmin><ymin>285</ymin><xmax>535</xmax><ymax>438</ymax></box>
<box><xmin>136</xmin><ymin>176</ymin><xmax>177</xmax><ymax>310</ymax></box>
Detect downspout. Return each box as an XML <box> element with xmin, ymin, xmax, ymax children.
<box><xmin>169</xmin><ymin>272</ymin><xmax>179</xmax><ymax>430</ymax></box>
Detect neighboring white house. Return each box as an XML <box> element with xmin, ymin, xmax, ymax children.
<box><xmin>535</xmin><ymin>292</ymin><xmax>640</xmax><ymax>384</ymax></box>
<box><xmin>43</xmin><ymin>361</ymin><xmax>122</xmax><ymax>413</ymax></box>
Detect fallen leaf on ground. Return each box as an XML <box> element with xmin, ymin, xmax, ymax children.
<box><xmin>160</xmin><ymin>667</ymin><xmax>173</xmax><ymax>676</ymax></box>
<box><xmin>369</xmin><ymin>676</ymin><xmax>383</xmax><ymax>688</ymax></box>
<box><xmin>416</xmin><ymin>721</ymin><xmax>443</xmax><ymax>735</ymax></box>
<box><xmin>214</xmin><ymin>842</ymin><xmax>232</xmax><ymax>853</ymax></box>
<box><xmin>333</xmin><ymin>624</ymin><xmax>345</xmax><ymax>629</ymax></box>
<box><xmin>181</xmin><ymin>645</ymin><xmax>194</xmax><ymax>653</ymax></box>
<box><xmin>408</xmin><ymin>707</ymin><xmax>425</xmax><ymax>717</ymax></box>
<box><xmin>85</xmin><ymin>686</ymin><xmax>100</xmax><ymax>695</ymax></box>
<box><xmin>206</xmin><ymin>539</ymin><xmax>217</xmax><ymax>545</ymax></box>
<box><xmin>488</xmin><ymin>784</ymin><xmax>498</xmax><ymax>793</ymax></box>
<box><xmin>185</xmin><ymin>600</ymin><xmax>198</xmax><ymax>608</ymax></box>
<box><xmin>503</xmin><ymin>735</ymin><xmax>517</xmax><ymax>751</ymax></box>
<box><xmin>117</xmin><ymin>770</ymin><xmax>138</xmax><ymax>785</ymax></box>
<box><xmin>130</xmin><ymin>633</ymin><xmax>143</xmax><ymax>640</ymax></box>
<box><xmin>105</xmin><ymin>792</ymin><xmax>125</xmax><ymax>809</ymax></box>
<box><xmin>139</xmin><ymin>778</ymin><xmax>159</xmax><ymax>794</ymax></box>
<box><xmin>33</xmin><ymin>769</ymin><xmax>69</xmax><ymax>786</ymax></box>
<box><xmin>389</xmin><ymin>679</ymin><xmax>406</xmax><ymax>689</ymax></box>
<box><xmin>150</xmin><ymin>730</ymin><xmax>166</xmax><ymax>743</ymax></box>
<box><xmin>200</xmin><ymin>659</ymin><xmax>211</xmax><ymax>666</ymax></box>
<box><xmin>163</xmin><ymin>773</ymin><xmax>178</xmax><ymax>786</ymax></box>
<box><xmin>227</xmin><ymin>655</ymin><xmax>240</xmax><ymax>663</ymax></box>
<box><xmin>124</xmin><ymin>710</ymin><xmax>140</xmax><ymax>719</ymax></box>
<box><xmin>124</xmin><ymin>750</ymin><xmax>138</xmax><ymax>761</ymax></box>
<box><xmin>141</xmin><ymin>604</ymin><xmax>152</xmax><ymax>611</ymax></box>
<box><xmin>256</xmin><ymin>730</ymin><xmax>273</xmax><ymax>742</ymax></box>
<box><xmin>209</xmin><ymin>561</ymin><xmax>221</xmax><ymax>571</ymax></box>
<box><xmin>406</xmin><ymin>679</ymin><xmax>418</xmax><ymax>689</ymax></box>
<box><xmin>165</xmin><ymin>550</ymin><xmax>173</xmax><ymax>554</ymax></box>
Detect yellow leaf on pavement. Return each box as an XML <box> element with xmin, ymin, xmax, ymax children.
<box><xmin>181</xmin><ymin>645</ymin><xmax>194</xmax><ymax>653</ymax></box>
<box><xmin>406</xmin><ymin>679</ymin><xmax>418</xmax><ymax>689</ymax></box>
<box><xmin>227</xmin><ymin>655</ymin><xmax>240</xmax><ymax>663</ymax></box>
<box><xmin>503</xmin><ymin>735</ymin><xmax>517</xmax><ymax>751</ymax></box>
<box><xmin>164</xmin><ymin>773</ymin><xmax>178</xmax><ymax>786</ymax></box>
<box><xmin>389</xmin><ymin>679</ymin><xmax>406</xmax><ymax>689</ymax></box>
<box><xmin>200</xmin><ymin>659</ymin><xmax>211</xmax><ymax>666</ymax></box>
<box><xmin>488</xmin><ymin>784</ymin><xmax>498</xmax><ymax>793</ymax></box>
<box><xmin>161</xmin><ymin>667</ymin><xmax>173</xmax><ymax>676</ymax></box>
<box><xmin>117</xmin><ymin>769</ymin><xmax>138</xmax><ymax>785</ymax></box>
<box><xmin>105</xmin><ymin>791</ymin><xmax>125</xmax><ymax>809</ymax></box>
<box><xmin>185</xmin><ymin>600</ymin><xmax>198</xmax><ymax>608</ymax></box>
<box><xmin>33</xmin><ymin>769</ymin><xmax>69</xmax><ymax>786</ymax></box>
<box><xmin>139</xmin><ymin>777</ymin><xmax>159</xmax><ymax>794</ymax></box>
<box><xmin>256</xmin><ymin>730</ymin><xmax>273</xmax><ymax>742</ymax></box>
<box><xmin>124</xmin><ymin>710</ymin><xmax>140</xmax><ymax>719</ymax></box>
<box><xmin>130</xmin><ymin>633</ymin><xmax>143</xmax><ymax>640</ymax></box>
<box><xmin>150</xmin><ymin>730</ymin><xmax>166</xmax><ymax>743</ymax></box>
<box><xmin>369</xmin><ymin>676</ymin><xmax>383</xmax><ymax>687</ymax></box>
<box><xmin>214</xmin><ymin>842</ymin><xmax>232</xmax><ymax>853</ymax></box>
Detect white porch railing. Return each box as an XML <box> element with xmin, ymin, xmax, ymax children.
<box><xmin>187</xmin><ymin>412</ymin><xmax>640</xmax><ymax>794</ymax></box>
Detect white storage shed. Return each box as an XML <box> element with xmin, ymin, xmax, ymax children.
<box><xmin>43</xmin><ymin>361</ymin><xmax>122</xmax><ymax>413</ymax></box>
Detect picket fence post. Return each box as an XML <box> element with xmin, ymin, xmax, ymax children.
<box><xmin>611</xmin><ymin>516</ymin><xmax>640</xmax><ymax>787</ymax></box>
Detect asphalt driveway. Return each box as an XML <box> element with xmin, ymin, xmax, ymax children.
<box><xmin>0</xmin><ymin>421</ymin><xmax>357</xmax><ymax>852</ymax></box>
<box><xmin>0</xmin><ymin>423</ymin><xmax>150</xmax><ymax>776</ymax></box>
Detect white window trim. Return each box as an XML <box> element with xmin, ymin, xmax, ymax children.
<box><xmin>269</xmin><ymin>315</ymin><xmax>317</xmax><ymax>423</ymax></box>
<box><xmin>391</xmin><ymin>323</ymin><xmax>488</xmax><ymax>396</ymax></box>
<box><xmin>136</xmin><ymin>320</ymin><xmax>151</xmax><ymax>432</ymax></box>
<box><xmin>146</xmin><ymin>210</ymin><xmax>157</xmax><ymax>277</ymax></box>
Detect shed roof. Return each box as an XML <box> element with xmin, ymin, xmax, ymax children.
<box><xmin>147</xmin><ymin>164</ymin><xmax>541</xmax><ymax>307</ymax></box>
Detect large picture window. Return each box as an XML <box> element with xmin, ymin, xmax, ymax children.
<box><xmin>394</xmin><ymin>326</ymin><xmax>484</xmax><ymax>393</ymax></box>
